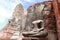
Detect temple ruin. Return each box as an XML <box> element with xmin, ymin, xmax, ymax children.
<box><xmin>0</xmin><ymin>0</ymin><xmax>60</xmax><ymax>40</ymax></box>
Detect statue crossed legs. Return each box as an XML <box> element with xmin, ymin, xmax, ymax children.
<box><xmin>22</xmin><ymin>20</ymin><xmax>48</xmax><ymax>39</ymax></box>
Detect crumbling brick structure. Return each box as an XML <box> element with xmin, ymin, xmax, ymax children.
<box><xmin>0</xmin><ymin>0</ymin><xmax>60</xmax><ymax>40</ymax></box>
<box><xmin>22</xmin><ymin>1</ymin><xmax>58</xmax><ymax>40</ymax></box>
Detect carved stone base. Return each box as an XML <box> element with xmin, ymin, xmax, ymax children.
<box><xmin>22</xmin><ymin>37</ymin><xmax>48</xmax><ymax>40</ymax></box>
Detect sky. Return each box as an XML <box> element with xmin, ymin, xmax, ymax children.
<box><xmin>0</xmin><ymin>0</ymin><xmax>48</xmax><ymax>30</ymax></box>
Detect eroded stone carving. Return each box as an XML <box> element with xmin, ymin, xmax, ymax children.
<box><xmin>22</xmin><ymin>3</ymin><xmax>48</xmax><ymax>38</ymax></box>
<box><xmin>22</xmin><ymin>20</ymin><xmax>48</xmax><ymax>37</ymax></box>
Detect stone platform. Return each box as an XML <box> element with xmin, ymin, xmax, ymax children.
<box><xmin>22</xmin><ymin>37</ymin><xmax>48</xmax><ymax>40</ymax></box>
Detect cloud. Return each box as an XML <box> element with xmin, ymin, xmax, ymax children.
<box><xmin>24</xmin><ymin>0</ymin><xmax>35</xmax><ymax>2</ymax></box>
<box><xmin>0</xmin><ymin>0</ymin><xmax>23</xmax><ymax>19</ymax></box>
<box><xmin>0</xmin><ymin>17</ymin><xmax>5</xmax><ymax>23</ymax></box>
<box><xmin>0</xmin><ymin>7</ymin><xmax>11</xmax><ymax>18</ymax></box>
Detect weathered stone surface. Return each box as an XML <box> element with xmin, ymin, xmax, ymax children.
<box><xmin>0</xmin><ymin>3</ymin><xmax>24</xmax><ymax>40</ymax></box>
<box><xmin>0</xmin><ymin>24</ymin><xmax>13</xmax><ymax>40</ymax></box>
<box><xmin>23</xmin><ymin>1</ymin><xmax>57</xmax><ymax>40</ymax></box>
<box><xmin>25</xmin><ymin>1</ymin><xmax>52</xmax><ymax>32</ymax></box>
<box><xmin>0</xmin><ymin>1</ymin><xmax>58</xmax><ymax>40</ymax></box>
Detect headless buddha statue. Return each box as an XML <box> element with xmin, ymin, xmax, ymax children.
<box><xmin>22</xmin><ymin>3</ymin><xmax>48</xmax><ymax>38</ymax></box>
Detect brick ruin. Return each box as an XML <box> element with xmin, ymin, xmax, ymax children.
<box><xmin>22</xmin><ymin>1</ymin><xmax>57</xmax><ymax>40</ymax></box>
<box><xmin>0</xmin><ymin>0</ymin><xmax>60</xmax><ymax>40</ymax></box>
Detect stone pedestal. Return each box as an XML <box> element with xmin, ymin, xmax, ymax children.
<box><xmin>22</xmin><ymin>37</ymin><xmax>48</xmax><ymax>40</ymax></box>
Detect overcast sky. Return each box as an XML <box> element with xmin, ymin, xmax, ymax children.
<box><xmin>0</xmin><ymin>0</ymin><xmax>48</xmax><ymax>30</ymax></box>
